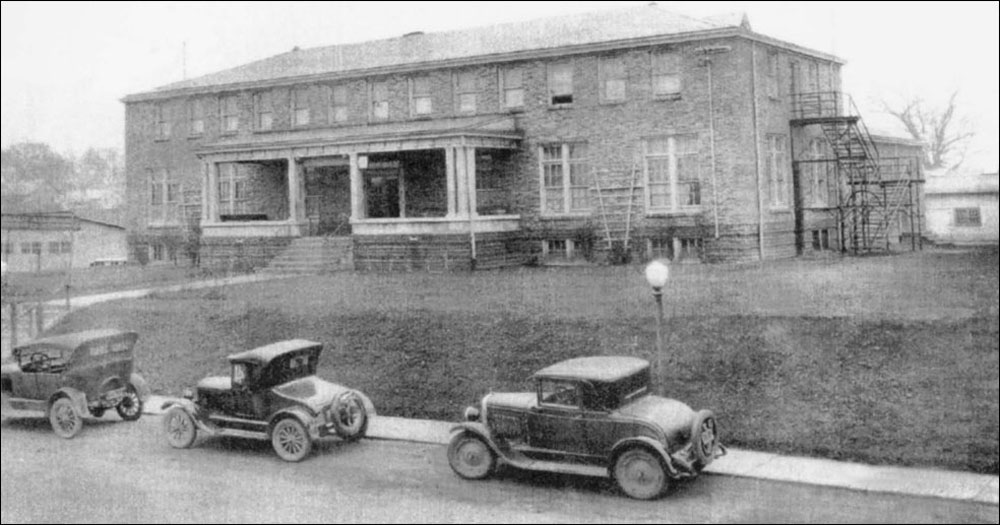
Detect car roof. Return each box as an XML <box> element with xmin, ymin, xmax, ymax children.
<box><xmin>531</xmin><ymin>356</ymin><xmax>650</xmax><ymax>383</ymax></box>
<box><xmin>14</xmin><ymin>329</ymin><xmax>137</xmax><ymax>352</ymax></box>
<box><xmin>227</xmin><ymin>339</ymin><xmax>323</xmax><ymax>366</ymax></box>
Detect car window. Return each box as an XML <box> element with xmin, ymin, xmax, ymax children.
<box><xmin>17</xmin><ymin>346</ymin><xmax>66</xmax><ymax>372</ymax></box>
<box><xmin>539</xmin><ymin>379</ymin><xmax>580</xmax><ymax>409</ymax></box>
<box><xmin>232</xmin><ymin>363</ymin><xmax>249</xmax><ymax>387</ymax></box>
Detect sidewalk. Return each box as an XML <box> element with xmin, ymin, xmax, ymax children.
<box><xmin>146</xmin><ymin>395</ymin><xmax>998</xmax><ymax>507</ymax></box>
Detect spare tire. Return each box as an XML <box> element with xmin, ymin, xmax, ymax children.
<box><xmin>690</xmin><ymin>409</ymin><xmax>718</xmax><ymax>468</ymax></box>
<box><xmin>331</xmin><ymin>391</ymin><xmax>368</xmax><ymax>441</ymax></box>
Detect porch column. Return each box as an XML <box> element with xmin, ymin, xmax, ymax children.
<box><xmin>455</xmin><ymin>147</ymin><xmax>469</xmax><ymax>216</ymax></box>
<box><xmin>349</xmin><ymin>152</ymin><xmax>365</xmax><ymax>220</ymax></box>
<box><xmin>287</xmin><ymin>154</ymin><xmax>303</xmax><ymax>222</ymax></box>
<box><xmin>445</xmin><ymin>147</ymin><xmax>457</xmax><ymax>217</ymax></box>
<box><xmin>205</xmin><ymin>162</ymin><xmax>220</xmax><ymax>222</ymax></box>
<box><xmin>465</xmin><ymin>146</ymin><xmax>478</xmax><ymax>217</ymax></box>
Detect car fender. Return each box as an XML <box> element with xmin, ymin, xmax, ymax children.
<box><xmin>97</xmin><ymin>376</ymin><xmax>126</xmax><ymax>395</ymax></box>
<box><xmin>49</xmin><ymin>387</ymin><xmax>88</xmax><ymax>417</ymax></box>
<box><xmin>160</xmin><ymin>399</ymin><xmax>217</xmax><ymax>434</ymax></box>
<box><xmin>610</xmin><ymin>436</ymin><xmax>679</xmax><ymax>477</ymax></box>
<box><xmin>449</xmin><ymin>422</ymin><xmax>505</xmax><ymax>457</ymax></box>
<box><xmin>129</xmin><ymin>373</ymin><xmax>151</xmax><ymax>401</ymax></box>
<box><xmin>268</xmin><ymin>407</ymin><xmax>317</xmax><ymax>439</ymax></box>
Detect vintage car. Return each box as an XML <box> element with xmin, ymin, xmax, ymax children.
<box><xmin>0</xmin><ymin>329</ymin><xmax>149</xmax><ymax>438</ymax></box>
<box><xmin>448</xmin><ymin>356</ymin><xmax>725</xmax><ymax>499</ymax></box>
<box><xmin>162</xmin><ymin>339</ymin><xmax>375</xmax><ymax>462</ymax></box>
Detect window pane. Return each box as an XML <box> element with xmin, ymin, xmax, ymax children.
<box><xmin>542</xmin><ymin>146</ymin><xmax>563</xmax><ymax>162</ymax></box>
<box><xmin>373</xmin><ymin>102</ymin><xmax>389</xmax><ymax>120</ymax></box>
<box><xmin>332</xmin><ymin>106</ymin><xmax>348</xmax><ymax>123</ymax></box>
<box><xmin>331</xmin><ymin>85</ymin><xmax>347</xmax><ymax>105</ymax></box>
<box><xmin>412</xmin><ymin>77</ymin><xmax>430</xmax><ymax>95</ymax></box>
<box><xmin>504</xmin><ymin>67</ymin><xmax>523</xmax><ymax>88</ymax></box>
<box><xmin>459</xmin><ymin>93</ymin><xmax>476</xmax><ymax>113</ymax></box>
<box><xmin>649</xmin><ymin>182</ymin><xmax>671</xmax><ymax>208</ymax></box>
<box><xmin>548</xmin><ymin>63</ymin><xmax>573</xmax><ymax>98</ymax></box>
<box><xmin>259</xmin><ymin>112</ymin><xmax>273</xmax><ymax>130</ymax></box>
<box><xmin>504</xmin><ymin>88</ymin><xmax>524</xmax><ymax>109</ymax></box>
<box><xmin>543</xmin><ymin>163</ymin><xmax>563</xmax><ymax>188</ymax></box>
<box><xmin>456</xmin><ymin>72</ymin><xmax>476</xmax><ymax>92</ymax></box>
<box><xmin>654</xmin><ymin>74</ymin><xmax>681</xmax><ymax>96</ymax></box>
<box><xmin>372</xmin><ymin>82</ymin><xmax>388</xmax><ymax>101</ymax></box>
<box><xmin>647</xmin><ymin>157</ymin><xmax>670</xmax><ymax>183</ymax></box>
<box><xmin>295</xmin><ymin>108</ymin><xmax>310</xmax><ymax>126</ymax></box>
<box><xmin>414</xmin><ymin>97</ymin><xmax>432</xmax><ymax>115</ymax></box>
<box><xmin>605</xmin><ymin>79</ymin><xmax>626</xmax><ymax>101</ymax></box>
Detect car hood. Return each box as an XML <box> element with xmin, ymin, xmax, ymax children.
<box><xmin>616</xmin><ymin>395</ymin><xmax>696</xmax><ymax>444</ymax></box>
<box><xmin>1</xmin><ymin>362</ymin><xmax>19</xmax><ymax>377</ymax></box>
<box><xmin>485</xmin><ymin>392</ymin><xmax>537</xmax><ymax>411</ymax></box>
<box><xmin>197</xmin><ymin>376</ymin><xmax>231</xmax><ymax>392</ymax></box>
<box><xmin>273</xmin><ymin>376</ymin><xmax>351</xmax><ymax>413</ymax></box>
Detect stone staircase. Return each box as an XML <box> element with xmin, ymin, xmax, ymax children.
<box><xmin>260</xmin><ymin>237</ymin><xmax>354</xmax><ymax>275</ymax></box>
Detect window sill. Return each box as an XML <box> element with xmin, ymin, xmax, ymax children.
<box><xmin>547</xmin><ymin>104</ymin><xmax>575</xmax><ymax>111</ymax></box>
<box><xmin>539</xmin><ymin>212</ymin><xmax>592</xmax><ymax>219</ymax></box>
<box><xmin>600</xmin><ymin>99</ymin><xmax>627</xmax><ymax>106</ymax></box>
<box><xmin>220</xmin><ymin>131</ymin><xmax>239</xmax><ymax>137</ymax></box>
<box><xmin>653</xmin><ymin>94</ymin><xmax>682</xmax><ymax>102</ymax></box>
<box><xmin>646</xmin><ymin>208</ymin><xmax>702</xmax><ymax>217</ymax></box>
<box><xmin>153</xmin><ymin>137</ymin><xmax>171</xmax><ymax>143</ymax></box>
<box><xmin>187</xmin><ymin>133</ymin><xmax>204</xmax><ymax>140</ymax></box>
<box><xmin>768</xmin><ymin>206</ymin><xmax>793</xmax><ymax>214</ymax></box>
<box><xmin>504</xmin><ymin>107</ymin><xmax>526</xmax><ymax>114</ymax></box>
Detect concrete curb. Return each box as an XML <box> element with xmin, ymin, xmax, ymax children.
<box><xmin>145</xmin><ymin>395</ymin><xmax>998</xmax><ymax>506</ymax></box>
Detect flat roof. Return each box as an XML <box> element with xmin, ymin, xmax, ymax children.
<box><xmin>228</xmin><ymin>339</ymin><xmax>323</xmax><ymax>365</ymax></box>
<box><xmin>532</xmin><ymin>356</ymin><xmax>649</xmax><ymax>383</ymax></box>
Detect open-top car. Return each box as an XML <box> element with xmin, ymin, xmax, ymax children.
<box><xmin>162</xmin><ymin>339</ymin><xmax>375</xmax><ymax>462</ymax></box>
<box><xmin>1</xmin><ymin>329</ymin><xmax>149</xmax><ymax>438</ymax></box>
<box><xmin>448</xmin><ymin>356</ymin><xmax>724</xmax><ymax>499</ymax></box>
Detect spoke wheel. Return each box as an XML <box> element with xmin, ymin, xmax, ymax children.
<box><xmin>331</xmin><ymin>392</ymin><xmax>367</xmax><ymax>441</ymax></box>
<box><xmin>116</xmin><ymin>385</ymin><xmax>143</xmax><ymax>422</ymax></box>
<box><xmin>614</xmin><ymin>448</ymin><xmax>668</xmax><ymax>500</ymax></box>
<box><xmin>49</xmin><ymin>397</ymin><xmax>83</xmax><ymax>439</ymax></box>
<box><xmin>447</xmin><ymin>433</ymin><xmax>495</xmax><ymax>480</ymax></box>
<box><xmin>164</xmin><ymin>407</ymin><xmax>198</xmax><ymax>449</ymax></box>
<box><xmin>272</xmin><ymin>418</ymin><xmax>312</xmax><ymax>462</ymax></box>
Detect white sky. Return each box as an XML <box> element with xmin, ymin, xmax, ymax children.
<box><xmin>2</xmin><ymin>1</ymin><xmax>997</xmax><ymax>172</ymax></box>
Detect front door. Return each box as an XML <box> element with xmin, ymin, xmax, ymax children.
<box><xmin>528</xmin><ymin>379</ymin><xmax>589</xmax><ymax>458</ymax></box>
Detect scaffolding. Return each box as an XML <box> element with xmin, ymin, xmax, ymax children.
<box><xmin>790</xmin><ymin>91</ymin><xmax>924</xmax><ymax>254</ymax></box>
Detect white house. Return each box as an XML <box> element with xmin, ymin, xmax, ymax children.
<box><xmin>924</xmin><ymin>171</ymin><xmax>999</xmax><ymax>246</ymax></box>
<box><xmin>1</xmin><ymin>212</ymin><xmax>129</xmax><ymax>273</ymax></box>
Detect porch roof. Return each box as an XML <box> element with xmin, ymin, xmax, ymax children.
<box><xmin>196</xmin><ymin>115</ymin><xmax>521</xmax><ymax>160</ymax></box>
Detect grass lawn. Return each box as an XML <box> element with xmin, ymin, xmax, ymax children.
<box><xmin>2</xmin><ymin>264</ymin><xmax>236</xmax><ymax>303</ymax></box>
<box><xmin>47</xmin><ymin>248</ymin><xmax>999</xmax><ymax>474</ymax></box>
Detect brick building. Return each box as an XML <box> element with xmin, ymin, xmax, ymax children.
<box><xmin>122</xmin><ymin>5</ymin><xmax>923</xmax><ymax>271</ymax></box>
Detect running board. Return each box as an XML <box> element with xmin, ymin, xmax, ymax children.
<box><xmin>501</xmin><ymin>456</ymin><xmax>609</xmax><ymax>478</ymax></box>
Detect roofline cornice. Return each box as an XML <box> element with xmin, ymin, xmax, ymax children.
<box><xmin>122</xmin><ymin>28</ymin><xmax>845</xmax><ymax>104</ymax></box>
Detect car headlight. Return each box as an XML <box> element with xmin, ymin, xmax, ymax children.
<box><xmin>464</xmin><ymin>406</ymin><xmax>481</xmax><ymax>422</ymax></box>
<box><xmin>182</xmin><ymin>388</ymin><xmax>196</xmax><ymax>401</ymax></box>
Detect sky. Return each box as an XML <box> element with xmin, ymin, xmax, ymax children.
<box><xmin>2</xmin><ymin>1</ymin><xmax>998</xmax><ymax>172</ymax></box>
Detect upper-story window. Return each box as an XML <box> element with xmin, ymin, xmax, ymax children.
<box><xmin>410</xmin><ymin>75</ymin><xmax>432</xmax><ymax>117</ymax></box>
<box><xmin>501</xmin><ymin>66</ymin><xmax>525</xmax><ymax>110</ymax></box>
<box><xmin>454</xmin><ymin>71</ymin><xmax>477</xmax><ymax>114</ymax></box>
<box><xmin>189</xmin><ymin>98</ymin><xmax>205</xmax><ymax>136</ymax></box>
<box><xmin>766</xmin><ymin>51</ymin><xmax>780</xmax><ymax>99</ymax></box>
<box><xmin>540</xmin><ymin>143</ymin><xmax>589</xmax><ymax>214</ymax></box>
<box><xmin>328</xmin><ymin>85</ymin><xmax>348</xmax><ymax>124</ymax></box>
<box><xmin>220</xmin><ymin>95</ymin><xmax>240</xmax><ymax>134</ymax></box>
<box><xmin>255</xmin><ymin>91</ymin><xmax>274</xmax><ymax>131</ymax></box>
<box><xmin>600</xmin><ymin>56</ymin><xmax>627</xmax><ymax>102</ymax></box>
<box><xmin>155</xmin><ymin>103</ymin><xmax>171</xmax><ymax>140</ymax></box>
<box><xmin>292</xmin><ymin>87</ymin><xmax>311</xmax><ymax>127</ymax></box>
<box><xmin>652</xmin><ymin>52</ymin><xmax>681</xmax><ymax>98</ymax></box>
<box><xmin>547</xmin><ymin>62</ymin><xmax>574</xmax><ymax>106</ymax></box>
<box><xmin>644</xmin><ymin>135</ymin><xmax>701</xmax><ymax>213</ymax></box>
<box><xmin>766</xmin><ymin>134</ymin><xmax>790</xmax><ymax>208</ymax></box>
<box><xmin>371</xmin><ymin>80</ymin><xmax>389</xmax><ymax>121</ymax></box>
<box><xmin>805</xmin><ymin>61</ymin><xmax>819</xmax><ymax>93</ymax></box>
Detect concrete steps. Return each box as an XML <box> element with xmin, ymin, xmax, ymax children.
<box><xmin>260</xmin><ymin>237</ymin><xmax>354</xmax><ymax>275</ymax></box>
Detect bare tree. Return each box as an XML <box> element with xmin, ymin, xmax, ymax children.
<box><xmin>880</xmin><ymin>91</ymin><xmax>974</xmax><ymax>170</ymax></box>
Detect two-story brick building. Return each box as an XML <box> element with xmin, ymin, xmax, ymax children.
<box><xmin>122</xmin><ymin>5</ymin><xmax>923</xmax><ymax>271</ymax></box>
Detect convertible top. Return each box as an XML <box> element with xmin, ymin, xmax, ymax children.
<box><xmin>532</xmin><ymin>356</ymin><xmax>649</xmax><ymax>383</ymax></box>
<box><xmin>228</xmin><ymin>339</ymin><xmax>323</xmax><ymax>366</ymax></box>
<box><xmin>14</xmin><ymin>329</ymin><xmax>137</xmax><ymax>353</ymax></box>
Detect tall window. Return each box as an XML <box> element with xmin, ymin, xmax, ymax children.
<box><xmin>805</xmin><ymin>61</ymin><xmax>819</xmax><ymax>93</ymax></box>
<box><xmin>766</xmin><ymin>51</ymin><xmax>780</xmax><ymax>99</ymax></box>
<box><xmin>371</xmin><ymin>80</ymin><xmax>389</xmax><ymax>121</ymax></box>
<box><xmin>220</xmin><ymin>95</ymin><xmax>240</xmax><ymax>133</ymax></box>
<box><xmin>255</xmin><ymin>91</ymin><xmax>274</xmax><ymax>131</ymax></box>
<box><xmin>189</xmin><ymin>98</ymin><xmax>205</xmax><ymax>135</ymax></box>
<box><xmin>328</xmin><ymin>85</ymin><xmax>348</xmax><ymax>124</ymax></box>
<box><xmin>217</xmin><ymin>164</ymin><xmax>248</xmax><ymax>215</ymax></box>
<box><xmin>501</xmin><ymin>66</ymin><xmax>525</xmax><ymax>110</ymax></box>
<box><xmin>652</xmin><ymin>51</ymin><xmax>681</xmax><ymax>98</ymax></box>
<box><xmin>292</xmin><ymin>87</ymin><xmax>311</xmax><ymax>126</ymax></box>
<box><xmin>410</xmin><ymin>76</ymin><xmax>432</xmax><ymax>116</ymax></box>
<box><xmin>149</xmin><ymin>169</ymin><xmax>181</xmax><ymax>225</ymax></box>
<box><xmin>954</xmin><ymin>207</ymin><xmax>982</xmax><ymax>227</ymax></box>
<box><xmin>155</xmin><ymin>103</ymin><xmax>171</xmax><ymax>139</ymax></box>
<box><xmin>766</xmin><ymin>134</ymin><xmax>790</xmax><ymax>207</ymax></box>
<box><xmin>540</xmin><ymin>143</ymin><xmax>589</xmax><ymax>214</ymax></box>
<box><xmin>600</xmin><ymin>56</ymin><xmax>627</xmax><ymax>102</ymax></box>
<box><xmin>547</xmin><ymin>62</ymin><xmax>574</xmax><ymax>106</ymax></box>
<box><xmin>807</xmin><ymin>139</ymin><xmax>829</xmax><ymax>206</ymax></box>
<box><xmin>644</xmin><ymin>135</ymin><xmax>701</xmax><ymax>212</ymax></box>
<box><xmin>454</xmin><ymin>71</ymin><xmax>477</xmax><ymax>113</ymax></box>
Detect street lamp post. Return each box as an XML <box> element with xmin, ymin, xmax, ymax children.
<box><xmin>644</xmin><ymin>260</ymin><xmax>670</xmax><ymax>379</ymax></box>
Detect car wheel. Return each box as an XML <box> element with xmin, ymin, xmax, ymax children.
<box><xmin>691</xmin><ymin>410</ymin><xmax>718</xmax><ymax>468</ymax></box>
<box><xmin>89</xmin><ymin>407</ymin><xmax>106</xmax><ymax>418</ymax></box>
<box><xmin>271</xmin><ymin>417</ymin><xmax>313</xmax><ymax>462</ymax></box>
<box><xmin>331</xmin><ymin>392</ymin><xmax>367</xmax><ymax>442</ymax></box>
<box><xmin>447</xmin><ymin>432</ymin><xmax>495</xmax><ymax>480</ymax></box>
<box><xmin>164</xmin><ymin>407</ymin><xmax>198</xmax><ymax>449</ymax></box>
<box><xmin>49</xmin><ymin>397</ymin><xmax>83</xmax><ymax>439</ymax></box>
<box><xmin>613</xmin><ymin>448</ymin><xmax>668</xmax><ymax>500</ymax></box>
<box><xmin>115</xmin><ymin>384</ymin><xmax>143</xmax><ymax>421</ymax></box>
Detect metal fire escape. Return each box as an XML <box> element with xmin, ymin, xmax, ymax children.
<box><xmin>790</xmin><ymin>91</ymin><xmax>924</xmax><ymax>253</ymax></box>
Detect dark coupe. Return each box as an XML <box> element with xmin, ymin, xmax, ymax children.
<box><xmin>448</xmin><ymin>356</ymin><xmax>724</xmax><ymax>499</ymax></box>
<box><xmin>162</xmin><ymin>339</ymin><xmax>375</xmax><ymax>462</ymax></box>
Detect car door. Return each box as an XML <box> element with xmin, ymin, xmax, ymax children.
<box><xmin>527</xmin><ymin>379</ymin><xmax>589</xmax><ymax>457</ymax></box>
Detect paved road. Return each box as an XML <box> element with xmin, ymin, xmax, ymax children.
<box><xmin>1</xmin><ymin>413</ymin><xmax>997</xmax><ymax>524</ymax></box>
